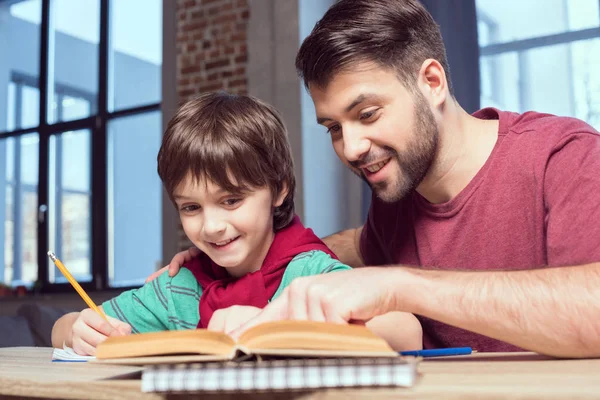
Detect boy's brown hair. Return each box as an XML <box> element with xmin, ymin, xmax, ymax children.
<box><xmin>157</xmin><ymin>91</ymin><xmax>295</xmax><ymax>231</ymax></box>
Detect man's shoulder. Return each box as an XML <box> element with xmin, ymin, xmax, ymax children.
<box><xmin>478</xmin><ymin>107</ymin><xmax>599</xmax><ymax>139</ymax></box>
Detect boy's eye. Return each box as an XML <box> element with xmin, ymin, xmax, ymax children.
<box><xmin>223</xmin><ymin>198</ymin><xmax>241</xmax><ymax>206</ymax></box>
<box><xmin>180</xmin><ymin>205</ymin><xmax>200</xmax><ymax>212</ymax></box>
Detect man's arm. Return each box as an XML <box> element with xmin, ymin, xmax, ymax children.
<box><xmin>235</xmin><ymin>263</ymin><xmax>600</xmax><ymax>358</ymax></box>
<box><xmin>322</xmin><ymin>227</ymin><xmax>365</xmax><ymax>268</ymax></box>
<box><xmin>401</xmin><ymin>264</ymin><xmax>600</xmax><ymax>358</ymax></box>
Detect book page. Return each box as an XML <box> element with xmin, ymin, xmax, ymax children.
<box><xmin>239</xmin><ymin>320</ymin><xmax>396</xmax><ymax>356</ymax></box>
<box><xmin>52</xmin><ymin>344</ymin><xmax>96</xmax><ymax>362</ymax></box>
<box><xmin>96</xmin><ymin>329</ymin><xmax>236</xmax><ymax>359</ymax></box>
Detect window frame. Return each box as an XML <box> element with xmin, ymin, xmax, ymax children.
<box><xmin>477</xmin><ymin>1</ymin><xmax>600</xmax><ymax>114</ymax></box>
<box><xmin>0</xmin><ymin>0</ymin><xmax>163</xmax><ymax>293</ymax></box>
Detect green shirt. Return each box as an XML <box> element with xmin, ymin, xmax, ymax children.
<box><xmin>102</xmin><ymin>250</ymin><xmax>350</xmax><ymax>333</ymax></box>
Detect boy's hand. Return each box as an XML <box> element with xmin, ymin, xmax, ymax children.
<box><xmin>71</xmin><ymin>308</ymin><xmax>132</xmax><ymax>356</ymax></box>
<box><xmin>207</xmin><ymin>306</ymin><xmax>262</xmax><ymax>335</ymax></box>
<box><xmin>145</xmin><ymin>246</ymin><xmax>202</xmax><ymax>283</ymax></box>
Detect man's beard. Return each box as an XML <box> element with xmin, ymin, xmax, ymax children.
<box><xmin>350</xmin><ymin>92</ymin><xmax>439</xmax><ymax>203</ymax></box>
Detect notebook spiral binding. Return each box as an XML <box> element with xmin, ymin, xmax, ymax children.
<box><xmin>142</xmin><ymin>357</ymin><xmax>418</xmax><ymax>393</ymax></box>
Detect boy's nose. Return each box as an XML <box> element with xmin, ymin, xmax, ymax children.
<box><xmin>202</xmin><ymin>218</ymin><xmax>227</xmax><ymax>238</ymax></box>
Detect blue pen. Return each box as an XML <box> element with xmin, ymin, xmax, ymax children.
<box><xmin>399</xmin><ymin>346</ymin><xmax>472</xmax><ymax>357</ymax></box>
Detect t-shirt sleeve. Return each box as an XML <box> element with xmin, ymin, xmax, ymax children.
<box><xmin>102</xmin><ymin>273</ymin><xmax>171</xmax><ymax>334</ymax></box>
<box><xmin>545</xmin><ymin>131</ymin><xmax>600</xmax><ymax>266</ymax></box>
<box><xmin>271</xmin><ymin>250</ymin><xmax>352</xmax><ymax>300</ymax></box>
<box><xmin>102</xmin><ymin>268</ymin><xmax>202</xmax><ymax>333</ymax></box>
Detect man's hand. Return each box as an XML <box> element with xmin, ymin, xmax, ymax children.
<box><xmin>207</xmin><ymin>305</ymin><xmax>262</xmax><ymax>334</ymax></box>
<box><xmin>145</xmin><ymin>246</ymin><xmax>202</xmax><ymax>283</ymax></box>
<box><xmin>71</xmin><ymin>308</ymin><xmax>132</xmax><ymax>356</ymax></box>
<box><xmin>230</xmin><ymin>268</ymin><xmax>404</xmax><ymax>339</ymax></box>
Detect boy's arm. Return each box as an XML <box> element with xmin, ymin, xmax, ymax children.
<box><xmin>102</xmin><ymin>275</ymin><xmax>174</xmax><ymax>334</ymax></box>
<box><xmin>52</xmin><ymin>271</ymin><xmax>177</xmax><ymax>355</ymax></box>
<box><xmin>366</xmin><ymin>312</ymin><xmax>422</xmax><ymax>352</ymax></box>
<box><xmin>51</xmin><ymin>306</ymin><xmax>131</xmax><ymax>355</ymax></box>
<box><xmin>103</xmin><ymin>268</ymin><xmax>201</xmax><ymax>332</ymax></box>
<box><xmin>51</xmin><ymin>312</ymin><xmax>80</xmax><ymax>348</ymax></box>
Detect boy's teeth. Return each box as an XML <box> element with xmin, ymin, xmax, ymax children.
<box><xmin>215</xmin><ymin>237</ymin><xmax>235</xmax><ymax>246</ymax></box>
<box><xmin>366</xmin><ymin>160</ymin><xmax>388</xmax><ymax>173</ymax></box>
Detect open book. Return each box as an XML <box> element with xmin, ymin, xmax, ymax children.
<box><xmin>89</xmin><ymin>320</ymin><xmax>398</xmax><ymax>365</ymax></box>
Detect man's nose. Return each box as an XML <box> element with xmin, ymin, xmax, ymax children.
<box><xmin>343</xmin><ymin>128</ymin><xmax>370</xmax><ymax>163</ymax></box>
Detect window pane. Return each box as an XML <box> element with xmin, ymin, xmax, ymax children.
<box><xmin>0</xmin><ymin>134</ymin><xmax>39</xmax><ymax>286</ymax></box>
<box><xmin>60</xmin><ymin>94</ymin><xmax>91</xmax><ymax>122</ymax></box>
<box><xmin>107</xmin><ymin>112</ymin><xmax>162</xmax><ymax>286</ymax></box>
<box><xmin>476</xmin><ymin>0</ymin><xmax>600</xmax><ymax>46</ymax></box>
<box><xmin>572</xmin><ymin>39</ymin><xmax>600</xmax><ymax>130</ymax></box>
<box><xmin>0</xmin><ymin>0</ymin><xmax>41</xmax><ymax>132</ymax></box>
<box><xmin>480</xmin><ymin>52</ymin><xmax>520</xmax><ymax>111</ymax></box>
<box><xmin>48</xmin><ymin>130</ymin><xmax>91</xmax><ymax>283</ymax></box>
<box><xmin>7</xmin><ymin>83</ymin><xmax>16</xmax><ymax>132</ymax></box>
<box><xmin>480</xmin><ymin>38</ymin><xmax>600</xmax><ymax>131</ymax></box>
<box><xmin>47</xmin><ymin>0</ymin><xmax>99</xmax><ymax>124</ymax></box>
<box><xmin>109</xmin><ymin>0</ymin><xmax>162</xmax><ymax>111</ymax></box>
<box><xmin>21</xmin><ymin>85</ymin><xmax>40</xmax><ymax>130</ymax></box>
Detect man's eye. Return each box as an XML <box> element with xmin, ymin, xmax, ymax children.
<box><xmin>326</xmin><ymin>124</ymin><xmax>341</xmax><ymax>134</ymax></box>
<box><xmin>359</xmin><ymin>109</ymin><xmax>377</xmax><ymax>120</ymax></box>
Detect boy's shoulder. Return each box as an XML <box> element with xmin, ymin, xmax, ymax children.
<box><xmin>288</xmin><ymin>250</ymin><xmax>351</xmax><ymax>275</ymax></box>
<box><xmin>150</xmin><ymin>265</ymin><xmax>202</xmax><ymax>295</ymax></box>
<box><xmin>271</xmin><ymin>250</ymin><xmax>351</xmax><ymax>301</ymax></box>
<box><xmin>168</xmin><ymin>266</ymin><xmax>202</xmax><ymax>289</ymax></box>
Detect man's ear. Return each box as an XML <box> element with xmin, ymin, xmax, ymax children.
<box><xmin>418</xmin><ymin>58</ymin><xmax>449</xmax><ymax>108</ymax></box>
<box><xmin>274</xmin><ymin>183</ymin><xmax>289</xmax><ymax>207</ymax></box>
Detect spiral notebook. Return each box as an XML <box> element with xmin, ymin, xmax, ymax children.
<box><xmin>142</xmin><ymin>357</ymin><xmax>419</xmax><ymax>393</ymax></box>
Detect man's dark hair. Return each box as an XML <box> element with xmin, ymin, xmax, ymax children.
<box><xmin>296</xmin><ymin>0</ymin><xmax>452</xmax><ymax>93</ymax></box>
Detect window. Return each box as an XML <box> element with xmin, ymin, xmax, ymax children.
<box><xmin>0</xmin><ymin>0</ymin><xmax>163</xmax><ymax>291</ymax></box>
<box><xmin>476</xmin><ymin>0</ymin><xmax>600</xmax><ymax>130</ymax></box>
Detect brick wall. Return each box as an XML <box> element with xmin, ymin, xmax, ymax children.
<box><xmin>176</xmin><ymin>0</ymin><xmax>249</xmax><ymax>102</ymax></box>
<box><xmin>175</xmin><ymin>0</ymin><xmax>250</xmax><ymax>250</ymax></box>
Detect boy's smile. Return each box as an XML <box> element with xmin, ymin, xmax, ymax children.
<box><xmin>210</xmin><ymin>236</ymin><xmax>240</xmax><ymax>248</ymax></box>
<box><xmin>173</xmin><ymin>175</ymin><xmax>287</xmax><ymax>278</ymax></box>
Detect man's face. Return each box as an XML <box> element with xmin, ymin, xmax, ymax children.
<box><xmin>310</xmin><ymin>63</ymin><xmax>439</xmax><ymax>203</ymax></box>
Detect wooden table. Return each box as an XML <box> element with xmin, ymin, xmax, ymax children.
<box><xmin>2</xmin><ymin>347</ymin><xmax>600</xmax><ymax>399</ymax></box>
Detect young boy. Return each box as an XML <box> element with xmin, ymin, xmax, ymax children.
<box><xmin>51</xmin><ymin>92</ymin><xmax>422</xmax><ymax>355</ymax></box>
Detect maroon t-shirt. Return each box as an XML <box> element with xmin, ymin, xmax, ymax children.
<box><xmin>360</xmin><ymin>108</ymin><xmax>600</xmax><ymax>352</ymax></box>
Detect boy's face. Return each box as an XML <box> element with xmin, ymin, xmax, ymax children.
<box><xmin>173</xmin><ymin>175</ymin><xmax>285</xmax><ymax>278</ymax></box>
<box><xmin>310</xmin><ymin>62</ymin><xmax>439</xmax><ymax>203</ymax></box>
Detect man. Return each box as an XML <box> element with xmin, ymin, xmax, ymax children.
<box><xmin>156</xmin><ymin>0</ymin><xmax>600</xmax><ymax>357</ymax></box>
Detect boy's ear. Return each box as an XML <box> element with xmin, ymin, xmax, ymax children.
<box><xmin>273</xmin><ymin>183</ymin><xmax>289</xmax><ymax>208</ymax></box>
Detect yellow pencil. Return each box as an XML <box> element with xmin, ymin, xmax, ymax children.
<box><xmin>47</xmin><ymin>251</ymin><xmax>108</xmax><ymax>321</ymax></box>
